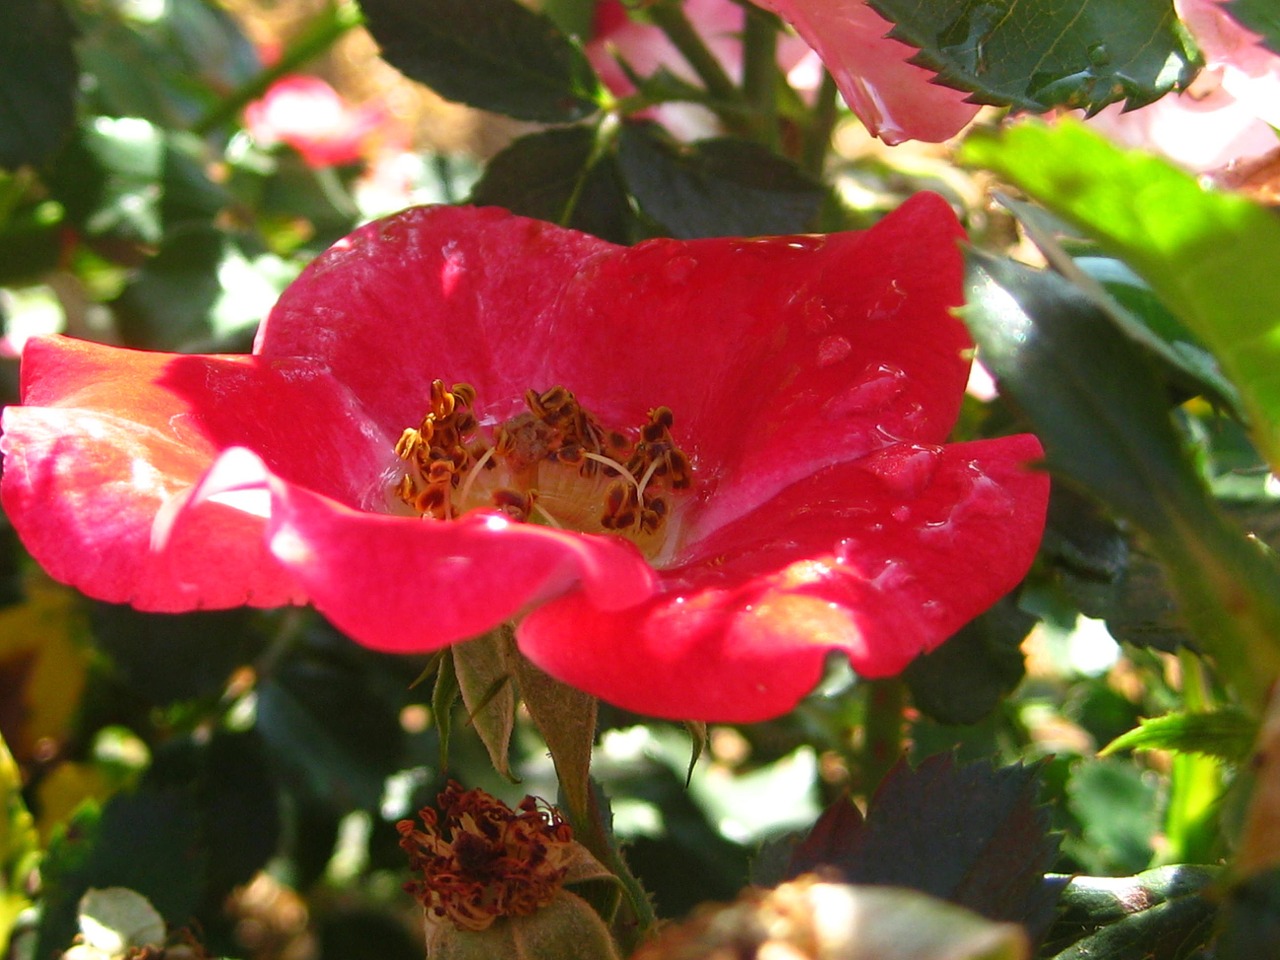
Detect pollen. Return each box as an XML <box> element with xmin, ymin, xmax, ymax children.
<box><xmin>393</xmin><ymin>381</ymin><xmax>692</xmax><ymax>559</ymax></box>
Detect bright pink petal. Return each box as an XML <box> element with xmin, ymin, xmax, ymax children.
<box><xmin>1</xmin><ymin>336</ymin><xmax>389</xmax><ymax>610</ymax></box>
<box><xmin>245</xmin><ymin>75</ymin><xmax>387</xmax><ymax>168</ymax></box>
<box><xmin>264</xmin><ymin>479</ymin><xmax>658</xmax><ymax>653</ymax></box>
<box><xmin>260</xmin><ymin>194</ymin><xmax>969</xmax><ymax>540</ymax></box>
<box><xmin>517</xmin><ymin>435</ymin><xmax>1047</xmax><ymax>722</ymax></box>
<box><xmin>747</xmin><ymin>0</ymin><xmax>979</xmax><ymax>143</ymax></box>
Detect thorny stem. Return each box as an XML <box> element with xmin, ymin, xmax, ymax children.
<box><xmin>741</xmin><ymin>3</ymin><xmax>781</xmax><ymax>151</ymax></box>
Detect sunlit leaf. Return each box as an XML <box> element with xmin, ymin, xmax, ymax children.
<box><xmin>961</xmin><ymin>119</ymin><xmax>1280</xmax><ymax>474</ymax></box>
<box><xmin>1101</xmin><ymin>709</ymin><xmax>1257</xmax><ymax>763</ymax></box>
<box><xmin>870</xmin><ymin>0</ymin><xmax>1198</xmax><ymax>112</ymax></box>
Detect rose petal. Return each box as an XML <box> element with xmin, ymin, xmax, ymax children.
<box><xmin>518</xmin><ymin>435</ymin><xmax>1047</xmax><ymax>721</ymax></box>
<box><xmin>264</xmin><ymin>480</ymin><xmax>659</xmax><ymax>653</ymax></box>
<box><xmin>261</xmin><ymin>194</ymin><xmax>969</xmax><ymax>539</ymax></box>
<box><xmin>747</xmin><ymin>0</ymin><xmax>980</xmax><ymax>143</ymax></box>
<box><xmin>1</xmin><ymin>336</ymin><xmax>389</xmax><ymax>610</ymax></box>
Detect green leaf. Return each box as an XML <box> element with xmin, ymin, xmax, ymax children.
<box><xmin>785</xmin><ymin>756</ymin><xmax>1062</xmax><ymax>941</ymax></box>
<box><xmin>1228</xmin><ymin>0</ymin><xmax>1280</xmax><ymax>57</ymax></box>
<box><xmin>1067</xmin><ymin>758</ymin><xmax>1160</xmax><ymax>875</ymax></box>
<box><xmin>1219</xmin><ymin>864</ymin><xmax>1280</xmax><ymax>959</ymax></box>
<box><xmin>357</xmin><ymin>0</ymin><xmax>603</xmax><ymax>122</ymax></box>
<box><xmin>34</xmin><ymin>789</ymin><xmax>204</xmax><ymax>959</ymax></box>
<box><xmin>0</xmin><ymin>0</ymin><xmax>78</xmax><ymax>169</ymax></box>
<box><xmin>963</xmin><ymin>249</ymin><xmax>1280</xmax><ymax>706</ymax></box>
<box><xmin>617</xmin><ymin>122</ymin><xmax>825</xmax><ymax>238</ymax></box>
<box><xmin>452</xmin><ymin>630</ymin><xmax>518</xmax><ymax>782</ymax></box>
<box><xmin>905</xmin><ymin>597</ymin><xmax>1034</xmax><ymax>726</ymax></box>
<box><xmin>1101</xmin><ymin>709</ymin><xmax>1257</xmax><ymax>763</ymax></box>
<box><xmin>960</xmin><ymin>119</ymin><xmax>1280</xmax><ymax>474</ymax></box>
<box><xmin>869</xmin><ymin>0</ymin><xmax>1199</xmax><ymax>113</ymax></box>
<box><xmin>1</xmin><ymin>733</ymin><xmax>38</xmax><ymax>953</ymax></box>
<box><xmin>1042</xmin><ymin>865</ymin><xmax>1219</xmax><ymax>958</ymax></box>
<box><xmin>469</xmin><ymin>126</ymin><xmax>636</xmax><ymax>243</ymax></box>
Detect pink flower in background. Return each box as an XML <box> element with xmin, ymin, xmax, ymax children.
<box><xmin>1</xmin><ymin>195</ymin><xmax>1047</xmax><ymax>722</ymax></box>
<box><xmin>746</xmin><ymin>0</ymin><xmax>980</xmax><ymax>143</ymax></box>
<box><xmin>1089</xmin><ymin>0</ymin><xmax>1280</xmax><ymax>172</ymax></box>
<box><xmin>244</xmin><ymin>75</ymin><xmax>389</xmax><ymax>168</ymax></box>
<box><xmin>587</xmin><ymin>0</ymin><xmax>817</xmax><ymax>137</ymax></box>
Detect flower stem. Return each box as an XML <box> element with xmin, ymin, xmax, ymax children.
<box><xmin>741</xmin><ymin>3</ymin><xmax>781</xmax><ymax>151</ymax></box>
<box><xmin>646</xmin><ymin>0</ymin><xmax>750</xmax><ymax>133</ymax></box>
<box><xmin>193</xmin><ymin>0</ymin><xmax>364</xmax><ymax>135</ymax></box>
<box><xmin>801</xmin><ymin>71</ymin><xmax>841</xmax><ymax>178</ymax></box>
<box><xmin>861</xmin><ymin>677</ymin><xmax>906</xmax><ymax>794</ymax></box>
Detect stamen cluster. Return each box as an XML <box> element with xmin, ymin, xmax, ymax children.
<box><xmin>394</xmin><ymin>381</ymin><xmax>691</xmax><ymax>548</ymax></box>
<box><xmin>397</xmin><ymin>782</ymin><xmax>576</xmax><ymax>932</ymax></box>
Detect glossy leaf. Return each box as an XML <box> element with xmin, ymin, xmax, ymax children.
<box><xmin>1043</xmin><ymin>865</ymin><xmax>1218</xmax><ymax>958</ymax></box>
<box><xmin>870</xmin><ymin>0</ymin><xmax>1198</xmax><ymax>112</ymax></box>
<box><xmin>357</xmin><ymin>0</ymin><xmax>603</xmax><ymax>122</ymax></box>
<box><xmin>617</xmin><ymin>122</ymin><xmax>825</xmax><ymax>238</ymax></box>
<box><xmin>1101</xmin><ymin>708</ymin><xmax>1257</xmax><ymax>763</ymax></box>
<box><xmin>964</xmin><ymin>249</ymin><xmax>1280</xmax><ymax>706</ymax></box>
<box><xmin>961</xmin><ymin>119</ymin><xmax>1280</xmax><ymax>474</ymax></box>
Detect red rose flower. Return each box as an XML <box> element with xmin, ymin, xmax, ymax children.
<box><xmin>0</xmin><ymin>194</ymin><xmax>1047</xmax><ymax>721</ymax></box>
<box><xmin>746</xmin><ymin>0</ymin><xmax>980</xmax><ymax>144</ymax></box>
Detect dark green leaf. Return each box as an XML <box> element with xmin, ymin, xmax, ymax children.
<box><xmin>869</xmin><ymin>0</ymin><xmax>1199</xmax><ymax>113</ymax></box>
<box><xmin>35</xmin><ymin>789</ymin><xmax>204</xmax><ymax>958</ymax></box>
<box><xmin>357</xmin><ymin>0</ymin><xmax>602</xmax><ymax>122</ymax></box>
<box><xmin>113</xmin><ymin>226</ymin><xmax>226</xmax><ymax>349</ymax></box>
<box><xmin>1228</xmin><ymin>0</ymin><xmax>1280</xmax><ymax>57</ymax></box>
<box><xmin>0</xmin><ymin>0</ymin><xmax>78</xmax><ymax>169</ymax></box>
<box><xmin>618</xmin><ymin>122</ymin><xmax>825</xmax><ymax>238</ymax></box>
<box><xmin>1042</xmin><ymin>865</ymin><xmax>1218</xmax><ymax>958</ymax></box>
<box><xmin>255</xmin><ymin>643</ymin><xmax>406</xmax><ymax>813</ymax></box>
<box><xmin>469</xmin><ymin>126</ymin><xmax>636</xmax><ymax>243</ymax></box>
<box><xmin>963</xmin><ymin>250</ymin><xmax>1200</xmax><ymax>534</ymax></box>
<box><xmin>89</xmin><ymin>604</ymin><xmax>264</xmax><ymax>706</ymax></box>
<box><xmin>784</xmin><ymin>756</ymin><xmax>1062</xmax><ymax>939</ymax></box>
<box><xmin>905</xmin><ymin>598</ymin><xmax>1033</xmax><ymax>725</ymax></box>
<box><xmin>1040</xmin><ymin>486</ymin><xmax>1130</xmax><ymax>621</ymax></box>
<box><xmin>1101</xmin><ymin>709</ymin><xmax>1258</xmax><ymax>763</ymax></box>
<box><xmin>1219</xmin><ymin>865</ymin><xmax>1280</xmax><ymax>960</ymax></box>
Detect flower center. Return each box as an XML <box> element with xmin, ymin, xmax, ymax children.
<box><xmin>393</xmin><ymin>381</ymin><xmax>692</xmax><ymax>559</ymax></box>
<box><xmin>397</xmin><ymin>782</ymin><xmax>576</xmax><ymax>932</ymax></box>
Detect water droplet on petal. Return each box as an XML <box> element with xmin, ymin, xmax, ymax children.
<box><xmin>959</xmin><ymin>461</ymin><xmax>1015</xmax><ymax>519</ymax></box>
<box><xmin>823</xmin><ymin>363</ymin><xmax>907</xmax><ymax>416</ymax></box>
<box><xmin>891</xmin><ymin>505</ymin><xmax>910</xmax><ymax>522</ymax></box>
<box><xmin>816</xmin><ymin>335</ymin><xmax>852</xmax><ymax>368</ymax></box>
<box><xmin>663</xmin><ymin>255</ymin><xmax>698</xmax><ymax>284</ymax></box>
<box><xmin>862</xmin><ymin>443</ymin><xmax>942</xmax><ymax>499</ymax></box>
<box><xmin>870</xmin><ymin>558</ymin><xmax>915</xmax><ymax>592</ymax></box>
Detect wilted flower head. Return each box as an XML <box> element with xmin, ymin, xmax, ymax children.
<box><xmin>0</xmin><ymin>194</ymin><xmax>1048</xmax><ymax>722</ymax></box>
<box><xmin>398</xmin><ymin>782</ymin><xmax>577</xmax><ymax>932</ymax></box>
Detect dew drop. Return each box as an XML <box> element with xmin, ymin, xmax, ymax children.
<box><xmin>663</xmin><ymin>255</ymin><xmax>698</xmax><ymax>284</ymax></box>
<box><xmin>862</xmin><ymin>443</ymin><xmax>942</xmax><ymax>499</ymax></box>
<box><xmin>816</xmin><ymin>335</ymin><xmax>852</xmax><ymax>368</ymax></box>
<box><xmin>891</xmin><ymin>505</ymin><xmax>910</xmax><ymax>523</ymax></box>
<box><xmin>823</xmin><ymin>362</ymin><xmax>907</xmax><ymax>416</ymax></box>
